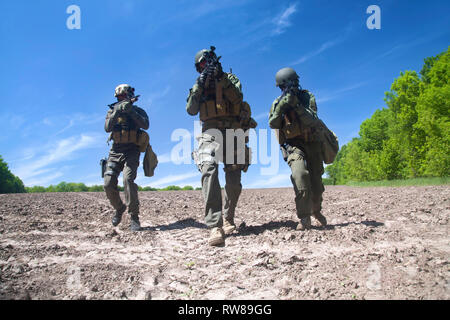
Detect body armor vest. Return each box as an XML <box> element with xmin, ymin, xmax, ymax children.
<box><xmin>111</xmin><ymin>113</ymin><xmax>149</xmax><ymax>152</ymax></box>
<box><xmin>280</xmin><ymin>91</ymin><xmax>314</xmax><ymax>142</ymax></box>
<box><xmin>199</xmin><ymin>74</ymin><xmax>242</xmax><ymax>122</ymax></box>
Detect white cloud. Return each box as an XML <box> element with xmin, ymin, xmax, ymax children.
<box><xmin>316</xmin><ymin>82</ymin><xmax>368</xmax><ymax>104</ymax></box>
<box><xmin>291</xmin><ymin>25</ymin><xmax>352</xmax><ymax>65</ymax></box>
<box><xmin>292</xmin><ymin>38</ymin><xmax>342</xmax><ymax>65</ymax></box>
<box><xmin>146</xmin><ymin>86</ymin><xmax>171</xmax><ymax>107</ymax></box>
<box><xmin>54</xmin><ymin>113</ymin><xmax>104</xmax><ymax>136</ymax></box>
<box><xmin>273</xmin><ymin>3</ymin><xmax>298</xmax><ymax>35</ymax></box>
<box><xmin>169</xmin><ymin>0</ymin><xmax>251</xmax><ymax>23</ymax></box>
<box><xmin>144</xmin><ymin>171</ymin><xmax>200</xmax><ymax>188</ymax></box>
<box><xmin>13</xmin><ymin>133</ymin><xmax>104</xmax><ymax>186</ymax></box>
<box><xmin>156</xmin><ymin>152</ymin><xmax>172</xmax><ymax>164</ymax></box>
<box><xmin>42</xmin><ymin>117</ymin><xmax>53</xmax><ymax>126</ymax></box>
<box><xmin>26</xmin><ymin>172</ymin><xmax>64</xmax><ymax>187</ymax></box>
<box><xmin>246</xmin><ymin>172</ymin><xmax>292</xmax><ymax>189</ymax></box>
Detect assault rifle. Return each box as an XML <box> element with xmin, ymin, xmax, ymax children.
<box><xmin>199</xmin><ymin>46</ymin><xmax>222</xmax><ymax>88</ymax></box>
<box><xmin>108</xmin><ymin>95</ymin><xmax>140</xmax><ymax>109</ymax></box>
<box><xmin>280</xmin><ymin>79</ymin><xmax>299</xmax><ymax>100</ymax></box>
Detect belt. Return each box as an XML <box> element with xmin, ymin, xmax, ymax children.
<box><xmin>202</xmin><ymin>118</ymin><xmax>242</xmax><ymax>131</ymax></box>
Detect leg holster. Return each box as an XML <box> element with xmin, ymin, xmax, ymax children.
<box><xmin>105</xmin><ymin>161</ymin><xmax>121</xmax><ymax>177</ymax></box>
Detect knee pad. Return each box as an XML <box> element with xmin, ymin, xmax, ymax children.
<box><xmin>199</xmin><ymin>161</ymin><xmax>217</xmax><ymax>174</ymax></box>
<box><xmin>105</xmin><ymin>161</ymin><xmax>120</xmax><ymax>177</ymax></box>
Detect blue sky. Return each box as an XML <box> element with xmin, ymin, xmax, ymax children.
<box><xmin>1</xmin><ymin>0</ymin><xmax>449</xmax><ymax>189</ymax></box>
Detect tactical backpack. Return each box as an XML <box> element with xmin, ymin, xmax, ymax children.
<box><xmin>143</xmin><ymin>144</ymin><xmax>158</xmax><ymax>177</ymax></box>
<box><xmin>317</xmin><ymin>119</ymin><xmax>339</xmax><ymax>164</ymax></box>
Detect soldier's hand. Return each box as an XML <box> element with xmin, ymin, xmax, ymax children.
<box><xmin>207</xmin><ymin>64</ymin><xmax>221</xmax><ymax>79</ymax></box>
<box><xmin>115</xmin><ymin>101</ymin><xmax>132</xmax><ymax>113</ymax></box>
<box><xmin>197</xmin><ymin>71</ymin><xmax>208</xmax><ymax>87</ymax></box>
<box><xmin>278</xmin><ymin>101</ymin><xmax>291</xmax><ymax>114</ymax></box>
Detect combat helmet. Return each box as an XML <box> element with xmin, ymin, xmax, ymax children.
<box><xmin>194</xmin><ymin>46</ymin><xmax>219</xmax><ymax>73</ymax></box>
<box><xmin>114</xmin><ymin>84</ymin><xmax>135</xmax><ymax>98</ymax></box>
<box><xmin>275</xmin><ymin>67</ymin><xmax>300</xmax><ymax>88</ymax></box>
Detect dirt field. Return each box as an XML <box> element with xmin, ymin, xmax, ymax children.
<box><xmin>0</xmin><ymin>185</ymin><xmax>448</xmax><ymax>300</ymax></box>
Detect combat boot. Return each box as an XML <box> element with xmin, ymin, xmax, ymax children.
<box><xmin>209</xmin><ymin>227</ymin><xmax>225</xmax><ymax>246</ymax></box>
<box><xmin>313</xmin><ymin>212</ymin><xmax>327</xmax><ymax>227</ymax></box>
<box><xmin>296</xmin><ymin>216</ymin><xmax>312</xmax><ymax>231</ymax></box>
<box><xmin>130</xmin><ymin>214</ymin><xmax>141</xmax><ymax>231</ymax></box>
<box><xmin>223</xmin><ymin>219</ymin><xmax>236</xmax><ymax>235</ymax></box>
<box><xmin>112</xmin><ymin>204</ymin><xmax>126</xmax><ymax>227</ymax></box>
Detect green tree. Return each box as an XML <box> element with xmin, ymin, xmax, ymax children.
<box><xmin>162</xmin><ymin>185</ymin><xmax>182</xmax><ymax>191</ymax></box>
<box><xmin>385</xmin><ymin>70</ymin><xmax>424</xmax><ymax>177</ymax></box>
<box><xmin>0</xmin><ymin>156</ymin><xmax>26</xmax><ymax>194</ymax></box>
<box><xmin>26</xmin><ymin>186</ymin><xmax>46</xmax><ymax>193</ymax></box>
<box><xmin>327</xmin><ymin>47</ymin><xmax>449</xmax><ymax>183</ymax></box>
<box><xmin>88</xmin><ymin>185</ymin><xmax>104</xmax><ymax>192</ymax></box>
<box><xmin>141</xmin><ymin>186</ymin><xmax>158</xmax><ymax>191</ymax></box>
<box><xmin>415</xmin><ymin>48</ymin><xmax>450</xmax><ymax>176</ymax></box>
<box><xmin>358</xmin><ymin>108</ymin><xmax>391</xmax><ymax>152</ymax></box>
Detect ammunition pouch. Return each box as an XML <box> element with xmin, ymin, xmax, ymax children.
<box><xmin>199</xmin><ymin>99</ymin><xmax>241</xmax><ymax>122</ymax></box>
<box><xmin>112</xmin><ymin>129</ymin><xmax>138</xmax><ymax>144</ymax></box>
<box><xmin>199</xmin><ymin>74</ymin><xmax>243</xmax><ymax>122</ymax></box>
<box><xmin>281</xmin><ymin>110</ymin><xmax>316</xmax><ymax>142</ymax></box>
<box><xmin>111</xmin><ymin>129</ymin><xmax>149</xmax><ymax>152</ymax></box>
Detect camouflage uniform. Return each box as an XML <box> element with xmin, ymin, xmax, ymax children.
<box><xmin>186</xmin><ymin>49</ymin><xmax>254</xmax><ymax>244</ymax></box>
<box><xmin>104</xmin><ymin>85</ymin><xmax>149</xmax><ymax>230</ymax></box>
<box><xmin>269</xmin><ymin>86</ymin><xmax>326</xmax><ymax>227</ymax></box>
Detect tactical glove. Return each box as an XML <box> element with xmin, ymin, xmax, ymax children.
<box><xmin>197</xmin><ymin>64</ymin><xmax>219</xmax><ymax>87</ymax></box>
<box><xmin>114</xmin><ymin>101</ymin><xmax>132</xmax><ymax>113</ymax></box>
<box><xmin>197</xmin><ymin>72</ymin><xmax>207</xmax><ymax>87</ymax></box>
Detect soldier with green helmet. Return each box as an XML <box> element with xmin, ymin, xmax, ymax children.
<box><xmin>103</xmin><ymin>84</ymin><xmax>149</xmax><ymax>231</ymax></box>
<box><xmin>186</xmin><ymin>46</ymin><xmax>256</xmax><ymax>246</ymax></box>
<box><xmin>268</xmin><ymin>68</ymin><xmax>328</xmax><ymax>230</ymax></box>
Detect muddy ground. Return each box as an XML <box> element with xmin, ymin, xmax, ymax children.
<box><xmin>0</xmin><ymin>185</ymin><xmax>448</xmax><ymax>300</ymax></box>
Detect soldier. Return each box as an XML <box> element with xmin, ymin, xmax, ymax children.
<box><xmin>104</xmin><ymin>84</ymin><xmax>149</xmax><ymax>231</ymax></box>
<box><xmin>268</xmin><ymin>68</ymin><xmax>328</xmax><ymax>230</ymax></box>
<box><xmin>186</xmin><ymin>47</ymin><xmax>256</xmax><ymax>246</ymax></box>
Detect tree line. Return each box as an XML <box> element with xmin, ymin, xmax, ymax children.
<box><xmin>25</xmin><ymin>182</ymin><xmax>201</xmax><ymax>193</ymax></box>
<box><xmin>1</xmin><ymin>154</ymin><xmax>202</xmax><ymax>193</ymax></box>
<box><xmin>326</xmin><ymin>47</ymin><xmax>449</xmax><ymax>184</ymax></box>
<box><xmin>0</xmin><ymin>156</ymin><xmax>26</xmax><ymax>194</ymax></box>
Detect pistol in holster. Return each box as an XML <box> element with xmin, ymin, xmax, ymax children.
<box><xmin>280</xmin><ymin>143</ymin><xmax>291</xmax><ymax>162</ymax></box>
<box><xmin>100</xmin><ymin>158</ymin><xmax>107</xmax><ymax>178</ymax></box>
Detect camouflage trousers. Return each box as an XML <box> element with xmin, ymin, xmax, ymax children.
<box><xmin>193</xmin><ymin>130</ymin><xmax>249</xmax><ymax>228</ymax></box>
<box><xmin>103</xmin><ymin>144</ymin><xmax>140</xmax><ymax>215</ymax></box>
<box><xmin>283</xmin><ymin>141</ymin><xmax>324</xmax><ymax>219</ymax></box>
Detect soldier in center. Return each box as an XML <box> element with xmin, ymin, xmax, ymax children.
<box><xmin>268</xmin><ymin>67</ymin><xmax>328</xmax><ymax>231</ymax></box>
<box><xmin>186</xmin><ymin>47</ymin><xmax>256</xmax><ymax>246</ymax></box>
